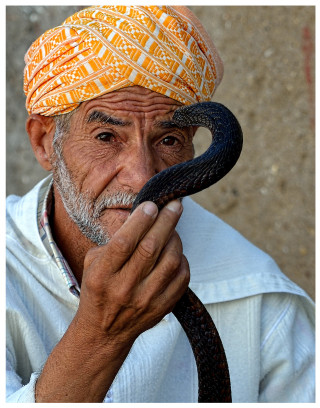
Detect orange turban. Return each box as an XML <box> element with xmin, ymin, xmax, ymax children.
<box><xmin>24</xmin><ymin>6</ymin><xmax>223</xmax><ymax>116</ymax></box>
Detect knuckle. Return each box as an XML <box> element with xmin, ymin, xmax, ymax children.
<box><xmin>137</xmin><ymin>235</ymin><xmax>158</xmax><ymax>260</ymax></box>
<box><xmin>162</xmin><ymin>250</ymin><xmax>182</xmax><ymax>275</ymax></box>
<box><xmin>113</xmin><ymin>285</ymin><xmax>132</xmax><ymax>306</ymax></box>
<box><xmin>168</xmin><ymin>251</ymin><xmax>182</xmax><ymax>271</ymax></box>
<box><xmin>179</xmin><ymin>256</ymin><xmax>190</xmax><ymax>285</ymax></box>
<box><xmin>170</xmin><ymin>231</ymin><xmax>182</xmax><ymax>250</ymax></box>
<box><xmin>111</xmin><ymin>234</ymin><xmax>133</xmax><ymax>256</ymax></box>
<box><xmin>83</xmin><ymin>246</ymin><xmax>101</xmax><ymax>269</ymax></box>
<box><xmin>83</xmin><ymin>270</ymin><xmax>104</xmax><ymax>297</ymax></box>
<box><xmin>134</xmin><ymin>292</ymin><xmax>151</xmax><ymax>313</ymax></box>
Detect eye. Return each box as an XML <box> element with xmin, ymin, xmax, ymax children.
<box><xmin>96</xmin><ymin>132</ymin><xmax>116</xmax><ymax>143</ymax></box>
<box><xmin>160</xmin><ymin>136</ymin><xmax>179</xmax><ymax>146</ymax></box>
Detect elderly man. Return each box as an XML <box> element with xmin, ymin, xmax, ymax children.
<box><xmin>6</xmin><ymin>6</ymin><xmax>314</xmax><ymax>403</ymax></box>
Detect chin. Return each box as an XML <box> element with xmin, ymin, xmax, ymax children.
<box><xmin>100</xmin><ymin>208</ymin><xmax>131</xmax><ymax>238</ymax></box>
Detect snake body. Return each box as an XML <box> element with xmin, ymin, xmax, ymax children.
<box><xmin>131</xmin><ymin>102</ymin><xmax>243</xmax><ymax>402</ymax></box>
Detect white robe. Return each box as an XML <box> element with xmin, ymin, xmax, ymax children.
<box><xmin>6</xmin><ymin>176</ymin><xmax>315</xmax><ymax>402</ymax></box>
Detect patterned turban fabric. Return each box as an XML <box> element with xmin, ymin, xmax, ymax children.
<box><xmin>24</xmin><ymin>6</ymin><xmax>223</xmax><ymax>116</ymax></box>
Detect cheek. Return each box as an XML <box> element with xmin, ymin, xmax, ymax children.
<box><xmin>157</xmin><ymin>143</ymin><xmax>194</xmax><ymax>168</ymax></box>
<box><xmin>63</xmin><ymin>142</ymin><xmax>119</xmax><ymax>196</ymax></box>
<box><xmin>85</xmin><ymin>159</ymin><xmax>118</xmax><ymax>196</ymax></box>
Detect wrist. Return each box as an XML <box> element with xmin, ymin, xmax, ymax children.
<box><xmin>71</xmin><ymin>309</ymin><xmax>135</xmax><ymax>361</ymax></box>
<box><xmin>35</xmin><ymin>313</ymin><xmax>134</xmax><ymax>403</ymax></box>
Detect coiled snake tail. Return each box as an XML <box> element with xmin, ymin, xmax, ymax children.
<box><xmin>131</xmin><ymin>102</ymin><xmax>243</xmax><ymax>402</ymax></box>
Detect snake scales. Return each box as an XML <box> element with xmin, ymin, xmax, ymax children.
<box><xmin>131</xmin><ymin>102</ymin><xmax>243</xmax><ymax>402</ymax></box>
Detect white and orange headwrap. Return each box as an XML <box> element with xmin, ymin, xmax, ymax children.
<box><xmin>24</xmin><ymin>6</ymin><xmax>223</xmax><ymax>116</ymax></box>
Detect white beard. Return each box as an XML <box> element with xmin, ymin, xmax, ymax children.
<box><xmin>52</xmin><ymin>145</ymin><xmax>137</xmax><ymax>246</ymax></box>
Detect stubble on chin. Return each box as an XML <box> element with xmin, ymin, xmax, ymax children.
<box><xmin>51</xmin><ymin>148</ymin><xmax>137</xmax><ymax>246</ymax></box>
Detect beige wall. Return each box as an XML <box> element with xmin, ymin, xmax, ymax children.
<box><xmin>6</xmin><ymin>6</ymin><xmax>315</xmax><ymax>299</ymax></box>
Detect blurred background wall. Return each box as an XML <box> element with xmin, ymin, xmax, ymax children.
<box><xmin>6</xmin><ymin>6</ymin><xmax>315</xmax><ymax>299</ymax></box>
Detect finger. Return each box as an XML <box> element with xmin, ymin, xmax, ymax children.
<box><xmin>141</xmin><ymin>253</ymin><xmax>190</xmax><ymax>321</ymax></box>
<box><xmin>88</xmin><ymin>201</ymin><xmax>159</xmax><ymax>272</ymax></box>
<box><xmin>141</xmin><ymin>231</ymin><xmax>183</xmax><ymax>290</ymax></box>
<box><xmin>123</xmin><ymin>201</ymin><xmax>183</xmax><ymax>283</ymax></box>
<box><xmin>158</xmin><ymin>254</ymin><xmax>190</xmax><ymax>312</ymax></box>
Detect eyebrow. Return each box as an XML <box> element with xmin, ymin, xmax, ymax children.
<box><xmin>86</xmin><ymin>110</ymin><xmax>183</xmax><ymax>130</ymax></box>
<box><xmin>86</xmin><ymin>110</ymin><xmax>131</xmax><ymax>127</ymax></box>
<box><xmin>154</xmin><ymin>120</ymin><xmax>183</xmax><ymax>129</ymax></box>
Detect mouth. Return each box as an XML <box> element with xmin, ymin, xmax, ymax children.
<box><xmin>108</xmin><ymin>206</ymin><xmax>132</xmax><ymax>211</ymax></box>
<box><xmin>102</xmin><ymin>207</ymin><xmax>132</xmax><ymax>217</ymax></box>
<box><xmin>115</xmin><ymin>208</ymin><xmax>131</xmax><ymax>214</ymax></box>
<box><xmin>96</xmin><ymin>207</ymin><xmax>132</xmax><ymax>227</ymax></box>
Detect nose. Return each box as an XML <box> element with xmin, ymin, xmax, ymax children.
<box><xmin>116</xmin><ymin>144</ymin><xmax>159</xmax><ymax>193</ymax></box>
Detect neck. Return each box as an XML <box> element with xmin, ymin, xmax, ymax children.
<box><xmin>50</xmin><ymin>185</ymin><xmax>96</xmax><ymax>286</ymax></box>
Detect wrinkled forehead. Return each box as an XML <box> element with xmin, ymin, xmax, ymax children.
<box><xmin>54</xmin><ymin>87</ymin><xmax>198</xmax><ymax>143</ymax></box>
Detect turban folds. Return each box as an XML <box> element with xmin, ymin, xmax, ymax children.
<box><xmin>24</xmin><ymin>6</ymin><xmax>223</xmax><ymax>116</ymax></box>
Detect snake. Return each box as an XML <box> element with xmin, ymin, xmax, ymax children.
<box><xmin>130</xmin><ymin>102</ymin><xmax>243</xmax><ymax>402</ymax></box>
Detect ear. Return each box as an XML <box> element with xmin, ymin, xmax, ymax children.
<box><xmin>26</xmin><ymin>114</ymin><xmax>56</xmax><ymax>171</ymax></box>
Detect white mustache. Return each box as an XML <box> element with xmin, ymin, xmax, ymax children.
<box><xmin>93</xmin><ymin>191</ymin><xmax>138</xmax><ymax>218</ymax></box>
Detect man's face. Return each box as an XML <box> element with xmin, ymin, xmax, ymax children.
<box><xmin>52</xmin><ymin>86</ymin><xmax>195</xmax><ymax>245</ymax></box>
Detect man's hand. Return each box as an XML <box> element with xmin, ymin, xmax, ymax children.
<box><xmin>35</xmin><ymin>200</ymin><xmax>189</xmax><ymax>402</ymax></box>
<box><xmin>77</xmin><ymin>200</ymin><xmax>190</xmax><ymax>344</ymax></box>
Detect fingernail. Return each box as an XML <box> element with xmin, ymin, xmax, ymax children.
<box><xmin>166</xmin><ymin>200</ymin><xmax>182</xmax><ymax>214</ymax></box>
<box><xmin>142</xmin><ymin>201</ymin><xmax>158</xmax><ymax>217</ymax></box>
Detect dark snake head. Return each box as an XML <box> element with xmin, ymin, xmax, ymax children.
<box><xmin>131</xmin><ymin>101</ymin><xmax>243</xmax><ymax>213</ymax></box>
